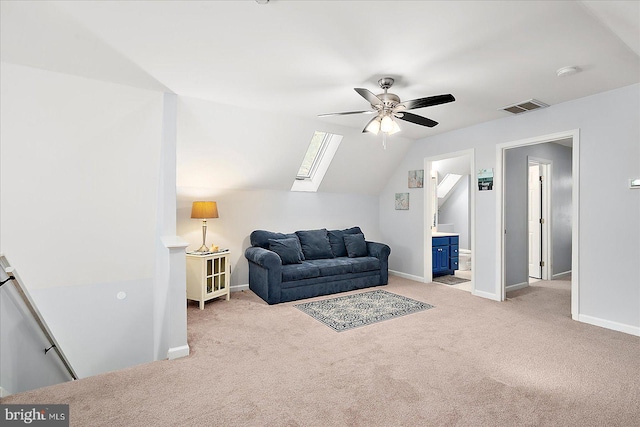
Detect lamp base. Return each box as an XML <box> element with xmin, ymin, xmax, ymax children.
<box><xmin>195</xmin><ymin>244</ymin><xmax>210</xmax><ymax>253</ymax></box>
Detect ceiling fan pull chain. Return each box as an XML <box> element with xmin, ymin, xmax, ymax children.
<box><xmin>382</xmin><ymin>133</ymin><xmax>387</xmax><ymax>150</ymax></box>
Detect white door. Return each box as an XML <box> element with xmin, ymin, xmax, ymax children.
<box><xmin>528</xmin><ymin>163</ymin><xmax>542</xmax><ymax>279</ymax></box>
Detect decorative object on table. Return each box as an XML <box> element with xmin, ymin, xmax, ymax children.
<box><xmin>295</xmin><ymin>290</ymin><xmax>433</xmax><ymax>332</ymax></box>
<box><xmin>408</xmin><ymin>170</ymin><xmax>424</xmax><ymax>188</ymax></box>
<box><xmin>186</xmin><ymin>251</ymin><xmax>231</xmax><ymax>310</ymax></box>
<box><xmin>478</xmin><ymin>168</ymin><xmax>494</xmax><ymax>191</ymax></box>
<box><xmin>395</xmin><ymin>193</ymin><xmax>409</xmax><ymax>210</ymax></box>
<box><xmin>191</xmin><ymin>201</ymin><xmax>218</xmax><ymax>253</ymax></box>
<box><xmin>432</xmin><ymin>275</ymin><xmax>470</xmax><ymax>285</ymax></box>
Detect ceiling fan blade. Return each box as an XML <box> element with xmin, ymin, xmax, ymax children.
<box><xmin>318</xmin><ymin>110</ymin><xmax>376</xmax><ymax>117</ymax></box>
<box><xmin>400</xmin><ymin>94</ymin><xmax>455</xmax><ymax>111</ymax></box>
<box><xmin>397</xmin><ymin>112</ymin><xmax>439</xmax><ymax>128</ymax></box>
<box><xmin>354</xmin><ymin>88</ymin><xmax>383</xmax><ymax>106</ymax></box>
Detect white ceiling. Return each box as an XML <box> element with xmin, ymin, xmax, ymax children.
<box><xmin>2</xmin><ymin>0</ymin><xmax>639</xmax><ymax>141</ymax></box>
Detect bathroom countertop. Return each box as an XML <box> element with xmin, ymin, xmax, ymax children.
<box><xmin>432</xmin><ymin>232</ymin><xmax>460</xmax><ymax>237</ymax></box>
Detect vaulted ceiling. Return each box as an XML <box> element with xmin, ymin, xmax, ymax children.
<box><xmin>2</xmin><ymin>1</ymin><xmax>638</xmax><ymax>142</ymax></box>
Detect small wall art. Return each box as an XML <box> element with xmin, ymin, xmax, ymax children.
<box><xmin>395</xmin><ymin>193</ymin><xmax>409</xmax><ymax>210</ymax></box>
<box><xmin>408</xmin><ymin>170</ymin><xmax>424</xmax><ymax>188</ymax></box>
<box><xmin>478</xmin><ymin>168</ymin><xmax>494</xmax><ymax>191</ymax></box>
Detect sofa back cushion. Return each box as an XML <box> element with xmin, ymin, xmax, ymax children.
<box><xmin>296</xmin><ymin>229</ymin><xmax>334</xmax><ymax>260</ymax></box>
<box><xmin>344</xmin><ymin>233</ymin><xmax>368</xmax><ymax>258</ymax></box>
<box><xmin>328</xmin><ymin>226</ymin><xmax>363</xmax><ymax>257</ymax></box>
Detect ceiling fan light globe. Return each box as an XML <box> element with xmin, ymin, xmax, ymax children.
<box><xmin>380</xmin><ymin>115</ymin><xmax>395</xmax><ymax>132</ymax></box>
<box><xmin>365</xmin><ymin>118</ymin><xmax>381</xmax><ymax>135</ymax></box>
<box><xmin>388</xmin><ymin>120</ymin><xmax>401</xmax><ymax>135</ymax></box>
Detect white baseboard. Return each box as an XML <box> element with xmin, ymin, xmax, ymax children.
<box><xmin>472</xmin><ymin>289</ymin><xmax>501</xmax><ymax>301</ymax></box>
<box><xmin>389</xmin><ymin>270</ymin><xmax>424</xmax><ymax>283</ymax></box>
<box><xmin>552</xmin><ymin>270</ymin><xmax>571</xmax><ymax>280</ymax></box>
<box><xmin>0</xmin><ymin>386</ymin><xmax>11</xmax><ymax>397</ymax></box>
<box><xmin>231</xmin><ymin>284</ymin><xmax>249</xmax><ymax>292</ymax></box>
<box><xmin>577</xmin><ymin>314</ymin><xmax>640</xmax><ymax>337</ymax></box>
<box><xmin>167</xmin><ymin>344</ymin><xmax>190</xmax><ymax>360</ymax></box>
<box><xmin>506</xmin><ymin>282</ymin><xmax>528</xmax><ymax>292</ymax></box>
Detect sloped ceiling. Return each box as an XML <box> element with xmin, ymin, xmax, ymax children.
<box><xmin>2</xmin><ymin>1</ymin><xmax>638</xmax><ymax>194</ymax></box>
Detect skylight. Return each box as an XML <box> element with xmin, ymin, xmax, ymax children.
<box><xmin>296</xmin><ymin>131</ymin><xmax>331</xmax><ymax>180</ymax></box>
<box><xmin>292</xmin><ymin>131</ymin><xmax>342</xmax><ymax>192</ymax></box>
<box><xmin>437</xmin><ymin>173</ymin><xmax>462</xmax><ymax>198</ymax></box>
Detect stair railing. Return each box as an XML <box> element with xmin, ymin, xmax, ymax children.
<box><xmin>0</xmin><ymin>254</ymin><xmax>78</xmax><ymax>380</ymax></box>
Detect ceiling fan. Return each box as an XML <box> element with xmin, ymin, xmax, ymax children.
<box><xmin>319</xmin><ymin>77</ymin><xmax>455</xmax><ymax>136</ymax></box>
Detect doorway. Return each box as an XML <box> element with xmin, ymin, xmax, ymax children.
<box><xmin>497</xmin><ymin>130</ymin><xmax>579</xmax><ymax>319</ymax></box>
<box><xmin>424</xmin><ymin>149</ymin><xmax>475</xmax><ymax>293</ymax></box>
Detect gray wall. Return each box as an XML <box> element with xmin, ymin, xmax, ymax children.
<box><xmin>504</xmin><ymin>143</ymin><xmax>573</xmax><ymax>286</ymax></box>
<box><xmin>438</xmin><ymin>175</ymin><xmax>471</xmax><ymax>249</ymax></box>
<box><xmin>379</xmin><ymin>83</ymin><xmax>639</xmax><ymax>332</ymax></box>
<box><xmin>0</xmin><ymin>283</ymin><xmax>71</xmax><ymax>396</ymax></box>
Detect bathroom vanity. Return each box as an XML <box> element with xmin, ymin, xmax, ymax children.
<box><xmin>432</xmin><ymin>232</ymin><xmax>459</xmax><ymax>276</ymax></box>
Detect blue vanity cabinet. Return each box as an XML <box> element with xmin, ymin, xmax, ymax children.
<box><xmin>432</xmin><ymin>235</ymin><xmax>459</xmax><ymax>276</ymax></box>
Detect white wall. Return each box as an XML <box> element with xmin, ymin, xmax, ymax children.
<box><xmin>175</xmin><ymin>95</ymin><xmax>402</xmax><ymax>288</ymax></box>
<box><xmin>0</xmin><ymin>62</ymin><xmax>165</xmax><ymax>382</ymax></box>
<box><xmin>176</xmin><ymin>189</ymin><xmax>382</xmax><ymax>288</ymax></box>
<box><xmin>176</xmin><ymin>96</ymin><xmax>412</xmax><ymax>195</ymax></box>
<box><xmin>380</xmin><ymin>83</ymin><xmax>640</xmax><ymax>333</ymax></box>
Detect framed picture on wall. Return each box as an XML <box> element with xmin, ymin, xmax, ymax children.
<box><xmin>478</xmin><ymin>168</ymin><xmax>494</xmax><ymax>191</ymax></box>
<box><xmin>408</xmin><ymin>170</ymin><xmax>424</xmax><ymax>188</ymax></box>
<box><xmin>395</xmin><ymin>193</ymin><xmax>409</xmax><ymax>210</ymax></box>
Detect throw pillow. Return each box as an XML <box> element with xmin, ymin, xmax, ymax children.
<box><xmin>343</xmin><ymin>233</ymin><xmax>368</xmax><ymax>258</ymax></box>
<box><xmin>251</xmin><ymin>230</ymin><xmax>298</xmax><ymax>249</ymax></box>
<box><xmin>328</xmin><ymin>227</ymin><xmax>363</xmax><ymax>257</ymax></box>
<box><xmin>268</xmin><ymin>238</ymin><xmax>304</xmax><ymax>265</ymax></box>
<box><xmin>296</xmin><ymin>229</ymin><xmax>334</xmax><ymax>260</ymax></box>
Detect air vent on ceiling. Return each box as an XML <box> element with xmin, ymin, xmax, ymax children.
<box><xmin>499</xmin><ymin>99</ymin><xmax>549</xmax><ymax>115</ymax></box>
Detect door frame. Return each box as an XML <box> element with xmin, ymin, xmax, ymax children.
<box><xmin>495</xmin><ymin>129</ymin><xmax>580</xmax><ymax>319</ymax></box>
<box><xmin>424</xmin><ymin>149</ymin><xmax>476</xmax><ymax>290</ymax></box>
<box><xmin>528</xmin><ymin>157</ymin><xmax>552</xmax><ymax>281</ymax></box>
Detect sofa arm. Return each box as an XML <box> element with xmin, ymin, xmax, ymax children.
<box><xmin>245</xmin><ymin>246</ymin><xmax>282</xmax><ymax>269</ymax></box>
<box><xmin>367</xmin><ymin>241</ymin><xmax>391</xmax><ymax>260</ymax></box>
<box><xmin>367</xmin><ymin>241</ymin><xmax>391</xmax><ymax>285</ymax></box>
<box><xmin>244</xmin><ymin>247</ymin><xmax>283</xmax><ymax>304</ymax></box>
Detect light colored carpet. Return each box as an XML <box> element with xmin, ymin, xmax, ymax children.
<box><xmin>2</xmin><ymin>276</ymin><xmax>639</xmax><ymax>426</ymax></box>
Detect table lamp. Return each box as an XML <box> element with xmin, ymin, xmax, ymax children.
<box><xmin>191</xmin><ymin>201</ymin><xmax>218</xmax><ymax>252</ymax></box>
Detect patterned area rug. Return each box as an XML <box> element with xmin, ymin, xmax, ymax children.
<box><xmin>294</xmin><ymin>290</ymin><xmax>434</xmax><ymax>332</ymax></box>
<box><xmin>433</xmin><ymin>275</ymin><xmax>470</xmax><ymax>285</ymax></box>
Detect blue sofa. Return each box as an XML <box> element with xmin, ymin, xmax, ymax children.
<box><xmin>245</xmin><ymin>227</ymin><xmax>391</xmax><ymax>304</ymax></box>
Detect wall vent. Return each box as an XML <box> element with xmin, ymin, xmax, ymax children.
<box><xmin>499</xmin><ymin>99</ymin><xmax>549</xmax><ymax>115</ymax></box>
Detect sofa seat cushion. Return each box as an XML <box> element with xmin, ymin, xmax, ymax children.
<box><xmin>281</xmin><ymin>262</ymin><xmax>320</xmax><ymax>283</ymax></box>
<box><xmin>349</xmin><ymin>256</ymin><xmax>381</xmax><ymax>273</ymax></box>
<box><xmin>306</xmin><ymin>258</ymin><xmax>353</xmax><ymax>276</ymax></box>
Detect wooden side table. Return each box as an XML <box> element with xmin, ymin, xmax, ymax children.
<box><xmin>186</xmin><ymin>251</ymin><xmax>231</xmax><ymax>309</ymax></box>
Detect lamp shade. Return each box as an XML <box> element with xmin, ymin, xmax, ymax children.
<box><xmin>191</xmin><ymin>201</ymin><xmax>218</xmax><ymax>219</ymax></box>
